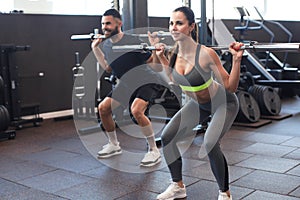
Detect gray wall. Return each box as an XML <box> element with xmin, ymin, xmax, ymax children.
<box><xmin>0</xmin><ymin>13</ymin><xmax>299</xmax><ymax>114</ymax></box>
<box><xmin>0</xmin><ymin>13</ymin><xmax>99</xmax><ymax>113</ymax></box>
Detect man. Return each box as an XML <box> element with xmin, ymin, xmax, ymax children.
<box><xmin>91</xmin><ymin>8</ymin><xmax>162</xmax><ymax>167</ymax></box>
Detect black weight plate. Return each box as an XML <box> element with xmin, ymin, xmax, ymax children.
<box><xmin>261</xmin><ymin>86</ymin><xmax>281</xmax><ymax>115</ymax></box>
<box><xmin>3</xmin><ymin>105</ymin><xmax>10</xmax><ymax>128</ymax></box>
<box><xmin>0</xmin><ymin>76</ymin><xmax>4</xmax><ymax>105</ymax></box>
<box><xmin>0</xmin><ymin>106</ymin><xmax>4</xmax><ymax>131</ymax></box>
<box><xmin>0</xmin><ymin>105</ymin><xmax>8</xmax><ymax>131</ymax></box>
<box><xmin>2</xmin><ymin>105</ymin><xmax>10</xmax><ymax>131</ymax></box>
<box><xmin>236</xmin><ymin>90</ymin><xmax>260</xmax><ymax>123</ymax></box>
<box><xmin>0</xmin><ymin>76</ymin><xmax>3</xmax><ymax>92</ymax></box>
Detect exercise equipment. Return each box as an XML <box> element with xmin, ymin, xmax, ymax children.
<box><xmin>0</xmin><ymin>75</ymin><xmax>3</xmax><ymax>94</ymax></box>
<box><xmin>0</xmin><ymin>105</ymin><xmax>10</xmax><ymax>132</ymax></box>
<box><xmin>72</xmin><ymin>52</ymin><xmax>86</xmax><ymax>118</ymax></box>
<box><xmin>0</xmin><ymin>75</ymin><xmax>4</xmax><ymax>105</ymax></box>
<box><xmin>70</xmin><ymin>30</ymin><xmax>171</xmax><ymax>40</ymax></box>
<box><xmin>235</xmin><ymin>90</ymin><xmax>261</xmax><ymax>123</ymax></box>
<box><xmin>248</xmin><ymin>85</ymin><xmax>281</xmax><ymax>116</ymax></box>
<box><xmin>111</xmin><ymin>41</ymin><xmax>300</xmax><ymax>52</ymax></box>
<box><xmin>0</xmin><ymin>75</ymin><xmax>16</xmax><ymax>140</ymax></box>
<box><xmin>233</xmin><ymin>6</ymin><xmax>300</xmax><ymax>98</ymax></box>
<box><xmin>210</xmin><ymin>19</ymin><xmax>300</xmax><ymax>98</ymax></box>
<box><xmin>238</xmin><ymin>65</ymin><xmax>255</xmax><ymax>91</ymax></box>
<box><xmin>0</xmin><ymin>44</ymin><xmax>43</xmax><ymax>129</ymax></box>
<box><xmin>0</xmin><ymin>104</ymin><xmax>16</xmax><ymax>140</ymax></box>
<box><xmin>70</xmin><ymin>29</ymin><xmax>105</xmax><ymax>40</ymax></box>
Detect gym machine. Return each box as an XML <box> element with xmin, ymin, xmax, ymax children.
<box><xmin>0</xmin><ymin>75</ymin><xmax>16</xmax><ymax>140</ymax></box>
<box><xmin>0</xmin><ymin>44</ymin><xmax>43</xmax><ymax>130</ymax></box>
<box><xmin>233</xmin><ymin>6</ymin><xmax>300</xmax><ymax>96</ymax></box>
<box><xmin>72</xmin><ymin>51</ymin><xmax>103</xmax><ymax>134</ymax></box>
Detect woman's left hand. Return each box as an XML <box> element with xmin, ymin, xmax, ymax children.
<box><xmin>229</xmin><ymin>42</ymin><xmax>244</xmax><ymax>60</ymax></box>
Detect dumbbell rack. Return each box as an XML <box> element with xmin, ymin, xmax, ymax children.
<box><xmin>0</xmin><ymin>44</ymin><xmax>43</xmax><ymax>130</ymax></box>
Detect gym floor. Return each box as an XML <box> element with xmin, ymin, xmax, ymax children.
<box><xmin>0</xmin><ymin>96</ymin><xmax>300</xmax><ymax>200</ymax></box>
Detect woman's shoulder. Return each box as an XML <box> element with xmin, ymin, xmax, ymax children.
<box><xmin>200</xmin><ymin>44</ymin><xmax>219</xmax><ymax>57</ymax></box>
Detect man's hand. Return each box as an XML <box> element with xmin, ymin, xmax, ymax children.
<box><xmin>91</xmin><ymin>35</ymin><xmax>105</xmax><ymax>49</ymax></box>
<box><xmin>148</xmin><ymin>31</ymin><xmax>160</xmax><ymax>46</ymax></box>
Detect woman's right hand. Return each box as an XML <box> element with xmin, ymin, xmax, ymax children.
<box><xmin>148</xmin><ymin>31</ymin><xmax>160</xmax><ymax>46</ymax></box>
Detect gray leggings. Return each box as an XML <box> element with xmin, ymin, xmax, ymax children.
<box><xmin>161</xmin><ymin>86</ymin><xmax>239</xmax><ymax>192</ymax></box>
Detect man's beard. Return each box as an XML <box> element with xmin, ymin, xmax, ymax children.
<box><xmin>104</xmin><ymin>26</ymin><xmax>119</xmax><ymax>38</ymax></box>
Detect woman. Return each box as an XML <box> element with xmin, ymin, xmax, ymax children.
<box><xmin>151</xmin><ymin>6</ymin><xmax>244</xmax><ymax>200</ymax></box>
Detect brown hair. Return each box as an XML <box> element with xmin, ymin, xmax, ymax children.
<box><xmin>173</xmin><ymin>6</ymin><xmax>198</xmax><ymax>43</ymax></box>
<box><xmin>169</xmin><ymin>7</ymin><xmax>199</xmax><ymax>68</ymax></box>
<box><xmin>103</xmin><ymin>9</ymin><xmax>121</xmax><ymax>20</ymax></box>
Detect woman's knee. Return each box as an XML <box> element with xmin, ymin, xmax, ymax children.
<box><xmin>203</xmin><ymin>137</ymin><xmax>220</xmax><ymax>154</ymax></box>
<box><xmin>161</xmin><ymin>129</ymin><xmax>174</xmax><ymax>146</ymax></box>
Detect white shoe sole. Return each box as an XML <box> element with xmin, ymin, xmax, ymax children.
<box><xmin>156</xmin><ymin>193</ymin><xmax>187</xmax><ymax>200</ymax></box>
<box><xmin>140</xmin><ymin>157</ymin><xmax>162</xmax><ymax>167</ymax></box>
<box><xmin>97</xmin><ymin>149</ymin><xmax>122</xmax><ymax>158</ymax></box>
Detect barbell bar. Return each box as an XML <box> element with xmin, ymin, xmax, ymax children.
<box><xmin>70</xmin><ymin>28</ymin><xmax>300</xmax><ymax>52</ymax></box>
<box><xmin>111</xmin><ymin>42</ymin><xmax>300</xmax><ymax>52</ymax></box>
<box><xmin>70</xmin><ymin>30</ymin><xmax>171</xmax><ymax>40</ymax></box>
<box><xmin>71</xmin><ymin>34</ymin><xmax>106</xmax><ymax>40</ymax></box>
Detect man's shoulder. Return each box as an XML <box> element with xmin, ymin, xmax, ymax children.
<box><xmin>101</xmin><ymin>39</ymin><xmax>112</xmax><ymax>49</ymax></box>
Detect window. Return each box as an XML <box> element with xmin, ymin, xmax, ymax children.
<box><xmin>147</xmin><ymin>0</ymin><xmax>182</xmax><ymax>17</ymax></box>
<box><xmin>1</xmin><ymin>0</ymin><xmax>299</xmax><ymax>21</ymax></box>
<box><xmin>0</xmin><ymin>0</ymin><xmax>117</xmax><ymax>15</ymax></box>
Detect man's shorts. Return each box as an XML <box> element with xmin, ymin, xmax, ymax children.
<box><xmin>107</xmin><ymin>82</ymin><xmax>161</xmax><ymax>107</ymax></box>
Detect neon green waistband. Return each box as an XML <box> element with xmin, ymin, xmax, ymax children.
<box><xmin>179</xmin><ymin>77</ymin><xmax>213</xmax><ymax>92</ymax></box>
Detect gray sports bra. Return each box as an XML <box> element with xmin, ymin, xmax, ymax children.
<box><xmin>171</xmin><ymin>44</ymin><xmax>213</xmax><ymax>92</ymax></box>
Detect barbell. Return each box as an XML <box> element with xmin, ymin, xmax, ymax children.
<box><xmin>70</xmin><ymin>29</ymin><xmax>171</xmax><ymax>40</ymax></box>
<box><xmin>71</xmin><ymin>34</ymin><xmax>106</xmax><ymax>40</ymax></box>
<box><xmin>209</xmin><ymin>42</ymin><xmax>300</xmax><ymax>52</ymax></box>
<box><xmin>70</xmin><ymin>29</ymin><xmax>300</xmax><ymax>52</ymax></box>
<box><xmin>111</xmin><ymin>41</ymin><xmax>300</xmax><ymax>52</ymax></box>
<box><xmin>71</xmin><ymin>28</ymin><xmax>105</xmax><ymax>40</ymax></box>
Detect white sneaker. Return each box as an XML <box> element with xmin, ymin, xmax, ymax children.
<box><xmin>156</xmin><ymin>182</ymin><xmax>187</xmax><ymax>200</ymax></box>
<box><xmin>218</xmin><ymin>191</ymin><xmax>232</xmax><ymax>200</ymax></box>
<box><xmin>97</xmin><ymin>142</ymin><xmax>122</xmax><ymax>158</ymax></box>
<box><xmin>140</xmin><ymin>150</ymin><xmax>161</xmax><ymax>167</ymax></box>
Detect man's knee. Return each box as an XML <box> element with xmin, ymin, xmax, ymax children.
<box><xmin>98</xmin><ymin>101</ymin><xmax>111</xmax><ymax>115</ymax></box>
<box><xmin>130</xmin><ymin>99</ymin><xmax>148</xmax><ymax>120</ymax></box>
<box><xmin>130</xmin><ymin>106</ymin><xmax>143</xmax><ymax>119</ymax></box>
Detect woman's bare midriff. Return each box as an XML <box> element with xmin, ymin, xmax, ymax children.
<box><xmin>184</xmin><ymin>81</ymin><xmax>219</xmax><ymax>104</ymax></box>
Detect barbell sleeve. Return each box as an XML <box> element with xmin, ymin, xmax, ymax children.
<box><xmin>209</xmin><ymin>43</ymin><xmax>300</xmax><ymax>52</ymax></box>
<box><xmin>70</xmin><ymin>34</ymin><xmax>106</xmax><ymax>40</ymax></box>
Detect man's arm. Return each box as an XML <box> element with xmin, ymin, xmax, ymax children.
<box><xmin>146</xmin><ymin>31</ymin><xmax>164</xmax><ymax>72</ymax></box>
<box><xmin>91</xmin><ymin>38</ymin><xmax>112</xmax><ymax>73</ymax></box>
<box><xmin>146</xmin><ymin>50</ymin><xmax>164</xmax><ymax>72</ymax></box>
